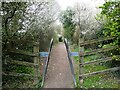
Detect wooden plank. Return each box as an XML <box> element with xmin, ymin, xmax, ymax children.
<box><xmin>83</xmin><ymin>57</ymin><xmax>113</xmax><ymax>65</ymax></box>
<box><xmin>2</xmin><ymin>72</ymin><xmax>35</xmax><ymax>78</ymax></box>
<box><xmin>10</xmin><ymin>39</ymin><xmax>39</xmax><ymax>46</ymax></box>
<box><xmin>80</xmin><ymin>37</ymin><xmax>115</xmax><ymax>46</ymax></box>
<box><xmin>80</xmin><ymin>67</ymin><xmax>120</xmax><ymax>78</ymax></box>
<box><xmin>9</xmin><ymin>49</ymin><xmax>38</xmax><ymax>57</ymax></box>
<box><xmin>7</xmin><ymin>60</ymin><xmax>34</xmax><ymax>67</ymax></box>
<box><xmin>80</xmin><ymin>46</ymin><xmax>118</xmax><ymax>56</ymax></box>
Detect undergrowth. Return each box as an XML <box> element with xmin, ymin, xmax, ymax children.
<box><xmin>72</xmin><ymin>46</ymin><xmax>119</xmax><ymax>88</ymax></box>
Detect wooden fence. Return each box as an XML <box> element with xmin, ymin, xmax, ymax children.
<box><xmin>2</xmin><ymin>41</ymin><xmax>41</xmax><ymax>87</ymax></box>
<box><xmin>79</xmin><ymin>37</ymin><xmax>120</xmax><ymax>86</ymax></box>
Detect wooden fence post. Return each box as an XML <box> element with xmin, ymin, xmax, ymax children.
<box><xmin>33</xmin><ymin>43</ymin><xmax>40</xmax><ymax>86</ymax></box>
<box><xmin>79</xmin><ymin>37</ymin><xmax>84</xmax><ymax>87</ymax></box>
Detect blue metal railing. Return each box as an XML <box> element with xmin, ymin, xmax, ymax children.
<box><xmin>41</xmin><ymin>38</ymin><xmax>54</xmax><ymax>87</ymax></box>
<box><xmin>64</xmin><ymin>38</ymin><xmax>77</xmax><ymax>87</ymax></box>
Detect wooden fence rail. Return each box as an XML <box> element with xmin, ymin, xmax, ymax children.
<box><xmin>3</xmin><ymin>72</ymin><xmax>35</xmax><ymax>78</ymax></box>
<box><xmin>9</xmin><ymin>39</ymin><xmax>39</xmax><ymax>46</ymax></box>
<box><xmin>80</xmin><ymin>37</ymin><xmax>115</xmax><ymax>46</ymax></box>
<box><xmin>82</xmin><ymin>46</ymin><xmax>118</xmax><ymax>56</ymax></box>
<box><xmin>8</xmin><ymin>49</ymin><xmax>38</xmax><ymax>57</ymax></box>
<box><xmin>82</xmin><ymin>57</ymin><xmax>113</xmax><ymax>65</ymax></box>
<box><xmin>7</xmin><ymin>59</ymin><xmax>34</xmax><ymax>67</ymax></box>
<box><xmin>80</xmin><ymin>67</ymin><xmax>120</xmax><ymax>78</ymax></box>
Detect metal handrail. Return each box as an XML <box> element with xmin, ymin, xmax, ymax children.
<box><xmin>64</xmin><ymin>38</ymin><xmax>77</xmax><ymax>87</ymax></box>
<box><xmin>41</xmin><ymin>38</ymin><xmax>54</xmax><ymax>87</ymax></box>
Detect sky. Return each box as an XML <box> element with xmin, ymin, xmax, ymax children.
<box><xmin>55</xmin><ymin>0</ymin><xmax>105</xmax><ymax>10</ymax></box>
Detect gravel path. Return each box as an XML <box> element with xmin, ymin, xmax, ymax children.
<box><xmin>44</xmin><ymin>42</ymin><xmax>73</xmax><ymax>88</ymax></box>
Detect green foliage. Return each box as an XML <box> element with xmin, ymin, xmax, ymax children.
<box><xmin>98</xmin><ymin>1</ymin><xmax>120</xmax><ymax>61</ymax></box>
<box><xmin>2</xmin><ymin>2</ymin><xmax>28</xmax><ymax>42</ymax></box>
<box><xmin>60</xmin><ymin>7</ymin><xmax>76</xmax><ymax>42</ymax></box>
<box><xmin>100</xmin><ymin>2</ymin><xmax>120</xmax><ymax>44</ymax></box>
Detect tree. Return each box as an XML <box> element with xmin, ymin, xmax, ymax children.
<box><xmin>60</xmin><ymin>7</ymin><xmax>76</xmax><ymax>42</ymax></box>
<box><xmin>25</xmin><ymin>1</ymin><xmax>60</xmax><ymax>50</ymax></box>
<box><xmin>2</xmin><ymin>2</ymin><xmax>28</xmax><ymax>48</ymax></box>
<box><xmin>73</xmin><ymin>1</ymin><xmax>101</xmax><ymax>40</ymax></box>
<box><xmin>98</xmin><ymin>1</ymin><xmax>120</xmax><ymax>61</ymax></box>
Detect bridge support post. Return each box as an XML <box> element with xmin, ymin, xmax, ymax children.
<box><xmin>33</xmin><ymin>43</ymin><xmax>40</xmax><ymax>86</ymax></box>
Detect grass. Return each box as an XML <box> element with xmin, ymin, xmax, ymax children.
<box><xmin>72</xmin><ymin>46</ymin><xmax>119</xmax><ymax>88</ymax></box>
<box><xmin>2</xmin><ymin>64</ymin><xmax>43</xmax><ymax>88</ymax></box>
<box><xmin>82</xmin><ymin>74</ymin><xmax>118</xmax><ymax>88</ymax></box>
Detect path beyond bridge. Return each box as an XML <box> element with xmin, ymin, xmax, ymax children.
<box><xmin>44</xmin><ymin>43</ymin><xmax>74</xmax><ymax>88</ymax></box>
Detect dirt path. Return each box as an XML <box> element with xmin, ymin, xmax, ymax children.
<box><xmin>44</xmin><ymin>42</ymin><xmax>73</xmax><ymax>88</ymax></box>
